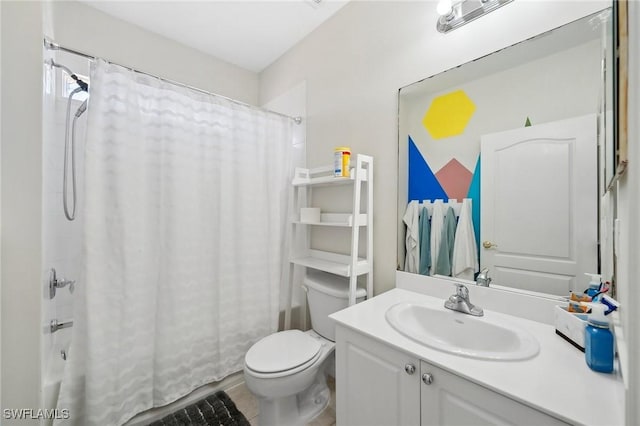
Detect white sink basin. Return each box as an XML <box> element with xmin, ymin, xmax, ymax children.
<box><xmin>385</xmin><ymin>302</ymin><xmax>540</xmax><ymax>361</ymax></box>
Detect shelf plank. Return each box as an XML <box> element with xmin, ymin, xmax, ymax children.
<box><xmin>291</xmin><ymin>165</ymin><xmax>368</xmax><ymax>187</ymax></box>
<box><xmin>293</xmin><ymin>213</ymin><xmax>368</xmax><ymax>227</ymax></box>
<box><xmin>290</xmin><ymin>249</ymin><xmax>370</xmax><ymax>277</ymax></box>
<box><xmin>292</xmin><ymin>175</ymin><xmax>355</xmax><ymax>187</ymax></box>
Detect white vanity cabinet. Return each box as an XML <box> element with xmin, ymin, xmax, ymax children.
<box><xmin>335</xmin><ymin>325</ymin><xmax>420</xmax><ymax>426</ymax></box>
<box><xmin>419</xmin><ymin>360</ymin><xmax>568</xmax><ymax>426</ymax></box>
<box><xmin>335</xmin><ymin>325</ymin><xmax>568</xmax><ymax>426</ymax></box>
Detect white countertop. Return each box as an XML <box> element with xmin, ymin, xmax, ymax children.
<box><xmin>330</xmin><ymin>288</ymin><xmax>625</xmax><ymax>426</ymax></box>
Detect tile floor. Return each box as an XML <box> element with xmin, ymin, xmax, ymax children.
<box><xmin>227</xmin><ymin>376</ymin><xmax>336</xmax><ymax>426</ymax></box>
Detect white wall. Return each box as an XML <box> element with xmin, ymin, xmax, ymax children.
<box><xmin>1</xmin><ymin>2</ymin><xmax>43</xmax><ymax>424</ymax></box>
<box><xmin>259</xmin><ymin>0</ymin><xmax>610</xmax><ymax>295</ymax></box>
<box><xmin>47</xmin><ymin>0</ymin><xmax>259</xmax><ymax>105</ymax></box>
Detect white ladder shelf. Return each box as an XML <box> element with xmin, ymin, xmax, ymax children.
<box><xmin>284</xmin><ymin>154</ymin><xmax>373</xmax><ymax>329</ymax></box>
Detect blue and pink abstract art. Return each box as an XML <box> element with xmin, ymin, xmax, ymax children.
<box><xmin>408</xmin><ymin>136</ymin><xmax>481</xmax><ymax>252</ymax></box>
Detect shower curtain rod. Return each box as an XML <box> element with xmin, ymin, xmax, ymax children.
<box><xmin>44</xmin><ymin>39</ymin><xmax>303</xmax><ymax>125</ymax></box>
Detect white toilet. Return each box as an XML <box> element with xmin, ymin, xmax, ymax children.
<box><xmin>243</xmin><ymin>270</ymin><xmax>366</xmax><ymax>426</ymax></box>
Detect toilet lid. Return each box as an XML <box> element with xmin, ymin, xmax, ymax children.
<box><xmin>245</xmin><ymin>330</ymin><xmax>322</xmax><ymax>374</ymax></box>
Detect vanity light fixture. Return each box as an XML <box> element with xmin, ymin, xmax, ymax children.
<box><xmin>436</xmin><ymin>0</ymin><xmax>514</xmax><ymax>33</ymax></box>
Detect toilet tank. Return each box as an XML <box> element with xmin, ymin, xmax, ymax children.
<box><xmin>304</xmin><ymin>270</ymin><xmax>367</xmax><ymax>341</ymax></box>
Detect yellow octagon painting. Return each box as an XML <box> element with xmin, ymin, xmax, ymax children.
<box><xmin>423</xmin><ymin>90</ymin><xmax>476</xmax><ymax>139</ymax></box>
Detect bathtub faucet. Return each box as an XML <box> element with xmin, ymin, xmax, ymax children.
<box><xmin>50</xmin><ymin>319</ymin><xmax>73</xmax><ymax>333</ymax></box>
<box><xmin>49</xmin><ymin>268</ymin><xmax>75</xmax><ymax>299</ymax></box>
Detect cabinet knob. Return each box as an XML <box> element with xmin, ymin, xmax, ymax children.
<box><xmin>404</xmin><ymin>364</ymin><xmax>416</xmax><ymax>375</ymax></box>
<box><xmin>422</xmin><ymin>372</ymin><xmax>434</xmax><ymax>385</ymax></box>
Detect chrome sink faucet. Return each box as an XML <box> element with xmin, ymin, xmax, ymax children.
<box><xmin>476</xmin><ymin>268</ymin><xmax>492</xmax><ymax>287</ymax></box>
<box><xmin>444</xmin><ymin>284</ymin><xmax>484</xmax><ymax>317</ymax></box>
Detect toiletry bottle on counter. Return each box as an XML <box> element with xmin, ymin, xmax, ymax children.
<box><xmin>583</xmin><ymin>302</ymin><xmax>614</xmax><ymax>373</ymax></box>
<box><xmin>584</xmin><ymin>273</ymin><xmax>602</xmax><ymax>298</ymax></box>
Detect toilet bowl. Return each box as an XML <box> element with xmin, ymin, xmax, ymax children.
<box><xmin>244</xmin><ymin>329</ymin><xmax>334</xmax><ymax>425</ymax></box>
<box><xmin>243</xmin><ymin>270</ymin><xmax>366</xmax><ymax>426</ymax></box>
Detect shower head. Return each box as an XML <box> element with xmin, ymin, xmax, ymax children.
<box><xmin>74</xmin><ymin>76</ymin><xmax>89</xmax><ymax>92</ymax></box>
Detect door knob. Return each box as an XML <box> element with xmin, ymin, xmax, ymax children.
<box><xmin>422</xmin><ymin>372</ymin><xmax>434</xmax><ymax>385</ymax></box>
<box><xmin>482</xmin><ymin>241</ymin><xmax>498</xmax><ymax>249</ymax></box>
<box><xmin>404</xmin><ymin>364</ymin><xmax>416</xmax><ymax>375</ymax></box>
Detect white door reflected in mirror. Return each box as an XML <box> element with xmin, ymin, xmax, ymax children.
<box><xmin>480</xmin><ymin>114</ymin><xmax>598</xmax><ymax>296</ymax></box>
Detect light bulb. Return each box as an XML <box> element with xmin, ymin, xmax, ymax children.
<box><xmin>436</xmin><ymin>0</ymin><xmax>453</xmax><ymax>17</ymax></box>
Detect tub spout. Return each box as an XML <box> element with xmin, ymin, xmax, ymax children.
<box><xmin>50</xmin><ymin>319</ymin><xmax>73</xmax><ymax>333</ymax></box>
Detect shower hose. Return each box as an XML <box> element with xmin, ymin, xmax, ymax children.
<box><xmin>63</xmin><ymin>87</ymin><xmax>88</xmax><ymax>221</ymax></box>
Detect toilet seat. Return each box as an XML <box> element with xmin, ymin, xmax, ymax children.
<box><xmin>245</xmin><ymin>330</ymin><xmax>322</xmax><ymax>378</ymax></box>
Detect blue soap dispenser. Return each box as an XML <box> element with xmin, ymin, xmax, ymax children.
<box><xmin>583</xmin><ymin>302</ymin><xmax>614</xmax><ymax>373</ymax></box>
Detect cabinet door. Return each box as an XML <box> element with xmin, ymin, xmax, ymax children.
<box><xmin>335</xmin><ymin>326</ymin><xmax>420</xmax><ymax>426</ymax></box>
<box><xmin>420</xmin><ymin>361</ymin><xmax>568</xmax><ymax>426</ymax></box>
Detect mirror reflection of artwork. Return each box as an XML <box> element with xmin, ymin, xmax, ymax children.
<box><xmin>398</xmin><ymin>9</ymin><xmax>612</xmax><ymax>297</ymax></box>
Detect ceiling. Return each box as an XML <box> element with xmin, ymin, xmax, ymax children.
<box><xmin>80</xmin><ymin>0</ymin><xmax>350</xmax><ymax>73</ymax></box>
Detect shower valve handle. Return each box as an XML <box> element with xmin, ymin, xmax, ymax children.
<box><xmin>49</xmin><ymin>268</ymin><xmax>76</xmax><ymax>299</ymax></box>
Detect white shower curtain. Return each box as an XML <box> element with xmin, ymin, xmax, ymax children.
<box><xmin>56</xmin><ymin>60</ymin><xmax>294</xmax><ymax>426</ymax></box>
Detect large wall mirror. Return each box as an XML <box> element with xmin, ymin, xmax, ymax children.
<box><xmin>397</xmin><ymin>8</ymin><xmax>614</xmax><ymax>297</ymax></box>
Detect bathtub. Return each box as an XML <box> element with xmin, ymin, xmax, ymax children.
<box><xmin>42</xmin><ymin>327</ymin><xmax>72</xmax><ymax>426</ymax></box>
<box><xmin>42</xmin><ymin>329</ymin><xmax>243</xmax><ymax>426</ymax></box>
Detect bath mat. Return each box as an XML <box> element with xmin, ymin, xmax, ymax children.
<box><xmin>149</xmin><ymin>390</ymin><xmax>251</xmax><ymax>426</ymax></box>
